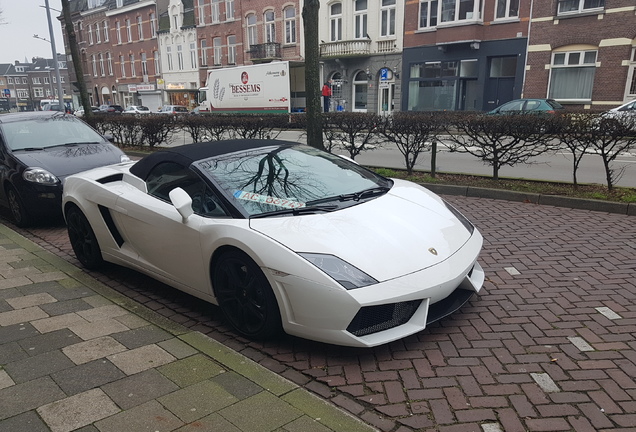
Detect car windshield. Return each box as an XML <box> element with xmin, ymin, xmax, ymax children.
<box><xmin>195</xmin><ymin>145</ymin><xmax>392</xmax><ymax>216</ymax></box>
<box><xmin>2</xmin><ymin>115</ymin><xmax>105</xmax><ymax>151</ymax></box>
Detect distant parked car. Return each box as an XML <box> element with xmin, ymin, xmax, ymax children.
<box><xmin>601</xmin><ymin>99</ymin><xmax>636</xmax><ymax>122</ymax></box>
<box><xmin>0</xmin><ymin>111</ymin><xmax>130</xmax><ymax>227</ymax></box>
<box><xmin>74</xmin><ymin>106</ymin><xmax>100</xmax><ymax>117</ymax></box>
<box><xmin>123</xmin><ymin>105</ymin><xmax>152</xmax><ymax>114</ymax></box>
<box><xmin>159</xmin><ymin>105</ymin><xmax>189</xmax><ymax>114</ymax></box>
<box><xmin>488</xmin><ymin>99</ymin><xmax>564</xmax><ymax>115</ymax></box>
<box><xmin>99</xmin><ymin>104</ymin><xmax>124</xmax><ymax>114</ymax></box>
<box><xmin>41</xmin><ymin>103</ymin><xmax>65</xmax><ymax>112</ymax></box>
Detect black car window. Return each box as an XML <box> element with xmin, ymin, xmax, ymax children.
<box><xmin>146</xmin><ymin>161</ymin><xmax>228</xmax><ymax>217</ymax></box>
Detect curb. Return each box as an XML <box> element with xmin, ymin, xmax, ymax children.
<box><xmin>422</xmin><ymin>183</ymin><xmax>636</xmax><ymax>216</ymax></box>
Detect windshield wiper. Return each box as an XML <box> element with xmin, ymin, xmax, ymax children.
<box><xmin>307</xmin><ymin>186</ymin><xmax>391</xmax><ymax>205</ymax></box>
<box><xmin>15</xmin><ymin>147</ymin><xmax>46</xmax><ymax>151</ymax></box>
<box><xmin>250</xmin><ymin>205</ymin><xmax>338</xmax><ymax>219</ymax></box>
<box><xmin>51</xmin><ymin>142</ymin><xmax>102</xmax><ymax>148</ymax></box>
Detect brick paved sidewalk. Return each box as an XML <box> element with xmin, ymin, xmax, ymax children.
<box><xmin>0</xmin><ymin>223</ymin><xmax>377</xmax><ymax>432</ymax></box>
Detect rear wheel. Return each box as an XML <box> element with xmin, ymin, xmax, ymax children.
<box><xmin>213</xmin><ymin>250</ymin><xmax>282</xmax><ymax>339</ymax></box>
<box><xmin>6</xmin><ymin>186</ymin><xmax>31</xmax><ymax>227</ymax></box>
<box><xmin>66</xmin><ymin>206</ymin><xmax>103</xmax><ymax>269</ymax></box>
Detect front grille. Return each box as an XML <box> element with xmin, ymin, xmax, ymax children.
<box><xmin>347</xmin><ymin>300</ymin><xmax>422</xmax><ymax>337</ymax></box>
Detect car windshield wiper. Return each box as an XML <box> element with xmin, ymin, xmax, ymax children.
<box><xmin>250</xmin><ymin>205</ymin><xmax>338</xmax><ymax>219</ymax></box>
<box><xmin>50</xmin><ymin>141</ymin><xmax>103</xmax><ymax>148</ymax></box>
<box><xmin>306</xmin><ymin>186</ymin><xmax>391</xmax><ymax>205</ymax></box>
<box><xmin>15</xmin><ymin>147</ymin><xmax>46</xmax><ymax>151</ymax></box>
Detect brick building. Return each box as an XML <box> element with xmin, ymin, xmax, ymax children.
<box><xmin>524</xmin><ymin>0</ymin><xmax>635</xmax><ymax>110</ymax></box>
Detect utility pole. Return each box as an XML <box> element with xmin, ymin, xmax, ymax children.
<box><xmin>302</xmin><ymin>0</ymin><xmax>324</xmax><ymax>150</ymax></box>
<box><xmin>61</xmin><ymin>0</ymin><xmax>91</xmax><ymax>119</ymax></box>
<box><xmin>44</xmin><ymin>0</ymin><xmax>65</xmax><ymax>110</ymax></box>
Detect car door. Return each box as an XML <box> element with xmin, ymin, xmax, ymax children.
<box><xmin>113</xmin><ymin>162</ymin><xmax>222</xmax><ymax>293</ymax></box>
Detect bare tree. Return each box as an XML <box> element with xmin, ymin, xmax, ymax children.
<box><xmin>589</xmin><ymin>115</ymin><xmax>636</xmax><ymax>190</ymax></box>
<box><xmin>62</xmin><ymin>0</ymin><xmax>91</xmax><ymax>120</ymax></box>
<box><xmin>323</xmin><ymin>112</ymin><xmax>381</xmax><ymax>160</ymax></box>
<box><xmin>551</xmin><ymin>112</ymin><xmax>597</xmax><ymax>188</ymax></box>
<box><xmin>302</xmin><ymin>0</ymin><xmax>324</xmax><ymax>150</ymax></box>
<box><xmin>445</xmin><ymin>112</ymin><xmax>554</xmax><ymax>181</ymax></box>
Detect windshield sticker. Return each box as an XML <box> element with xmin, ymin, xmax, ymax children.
<box><xmin>234</xmin><ymin>190</ymin><xmax>306</xmax><ymax>209</ymax></box>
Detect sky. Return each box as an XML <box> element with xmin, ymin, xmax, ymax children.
<box><xmin>0</xmin><ymin>0</ymin><xmax>65</xmax><ymax>64</ymax></box>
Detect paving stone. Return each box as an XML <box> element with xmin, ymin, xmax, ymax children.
<box><xmin>173</xmin><ymin>413</ymin><xmax>242</xmax><ymax>432</ymax></box>
<box><xmin>76</xmin><ymin>304</ymin><xmax>129</xmax><ymax>322</ymax></box>
<box><xmin>69</xmin><ymin>318</ymin><xmax>130</xmax><ymax>340</ymax></box>
<box><xmin>5</xmin><ymin>292</ymin><xmax>56</xmax><ymax>310</ymax></box>
<box><xmin>107</xmin><ymin>344</ymin><xmax>176</xmax><ymax>375</ymax></box>
<box><xmin>281</xmin><ymin>415</ymin><xmax>335</xmax><ymax>432</ymax></box>
<box><xmin>51</xmin><ymin>359</ymin><xmax>126</xmax><ymax>395</ymax></box>
<box><xmin>93</xmin><ymin>400</ymin><xmax>183</xmax><ymax>432</ymax></box>
<box><xmin>39</xmin><ymin>298</ymin><xmax>94</xmax><ymax>317</ymax></box>
<box><xmin>37</xmin><ymin>388</ymin><xmax>120</xmax><ymax>432</ymax></box>
<box><xmin>102</xmin><ymin>369</ymin><xmax>180</xmax><ymax>410</ymax></box>
<box><xmin>4</xmin><ymin>349</ymin><xmax>75</xmax><ymax>384</ymax></box>
<box><xmin>0</xmin><ymin>341</ymin><xmax>28</xmax><ymax>365</ymax></box>
<box><xmin>158</xmin><ymin>379</ymin><xmax>239</xmax><ymax>423</ymax></box>
<box><xmin>32</xmin><ymin>313</ymin><xmax>89</xmax><ymax>334</ymax></box>
<box><xmin>0</xmin><ymin>369</ymin><xmax>14</xmax><ymax>390</ymax></box>
<box><xmin>62</xmin><ymin>336</ymin><xmax>127</xmax><ymax>365</ymax></box>
<box><xmin>158</xmin><ymin>353</ymin><xmax>225</xmax><ymax>387</ymax></box>
<box><xmin>0</xmin><ymin>410</ymin><xmax>50</xmax><ymax>432</ymax></box>
<box><xmin>211</xmin><ymin>370</ymin><xmax>264</xmax><ymax>399</ymax></box>
<box><xmin>111</xmin><ymin>324</ymin><xmax>172</xmax><ymax>349</ymax></box>
<box><xmin>0</xmin><ymin>377</ymin><xmax>65</xmax><ymax>421</ymax></box>
<box><xmin>18</xmin><ymin>328</ymin><xmax>82</xmax><ymax>357</ymax></box>
<box><xmin>219</xmin><ymin>391</ymin><xmax>303</xmax><ymax>432</ymax></box>
<box><xmin>158</xmin><ymin>337</ymin><xmax>199</xmax><ymax>359</ymax></box>
<box><xmin>0</xmin><ymin>306</ymin><xmax>49</xmax><ymax>326</ymax></box>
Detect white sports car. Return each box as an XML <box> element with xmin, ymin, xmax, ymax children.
<box><xmin>63</xmin><ymin>139</ymin><xmax>484</xmax><ymax>347</ymax></box>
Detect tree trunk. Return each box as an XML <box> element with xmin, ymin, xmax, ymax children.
<box><xmin>61</xmin><ymin>0</ymin><xmax>91</xmax><ymax>120</ymax></box>
<box><xmin>302</xmin><ymin>0</ymin><xmax>324</xmax><ymax>150</ymax></box>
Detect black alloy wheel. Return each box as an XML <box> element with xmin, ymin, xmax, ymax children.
<box><xmin>6</xmin><ymin>186</ymin><xmax>31</xmax><ymax>227</ymax></box>
<box><xmin>66</xmin><ymin>206</ymin><xmax>103</xmax><ymax>269</ymax></box>
<box><xmin>213</xmin><ymin>250</ymin><xmax>282</xmax><ymax>339</ymax></box>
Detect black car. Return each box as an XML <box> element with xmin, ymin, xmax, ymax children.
<box><xmin>99</xmin><ymin>104</ymin><xmax>124</xmax><ymax>114</ymax></box>
<box><xmin>0</xmin><ymin>111</ymin><xmax>130</xmax><ymax>226</ymax></box>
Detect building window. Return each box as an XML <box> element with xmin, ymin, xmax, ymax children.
<box><xmin>330</xmin><ymin>3</ymin><xmax>342</xmax><ymax>42</ymax></box>
<box><xmin>440</xmin><ymin>0</ymin><xmax>480</xmax><ymax>23</ymax></box>
<box><xmin>17</xmin><ymin>89</ymin><xmax>28</xmax><ymax>98</ymax></box>
<box><xmin>558</xmin><ymin>0</ymin><xmax>604</xmax><ymax>15</ymax></box>
<box><xmin>198</xmin><ymin>0</ymin><xmax>206</xmax><ymax>25</ymax></box>
<box><xmin>23</xmin><ymin>77</ymin><xmax>28</xmax><ymax>84</ymax></box>
<box><xmin>226</xmin><ymin>0</ymin><xmax>235</xmax><ymax>20</ymax></box>
<box><xmin>212</xmin><ymin>0</ymin><xmax>221</xmax><ymax>23</ymax></box>
<box><xmin>88</xmin><ymin>24</ymin><xmax>94</xmax><ymax>44</ymax></box>
<box><xmin>228</xmin><ymin>35</ymin><xmax>236</xmax><ymax>64</ymax></box>
<box><xmin>200</xmin><ymin>39</ymin><xmax>208</xmax><ymax>65</ymax></box>
<box><xmin>96</xmin><ymin>23</ymin><xmax>101</xmax><ymax>43</ymax></box>
<box><xmin>213</xmin><ymin>37</ymin><xmax>222</xmax><ymax>65</ymax></box>
<box><xmin>419</xmin><ymin>0</ymin><xmax>438</xmax><ymax>28</ymax></box>
<box><xmin>167</xmin><ymin>46</ymin><xmax>173</xmax><ymax>70</ymax></box>
<box><xmin>116</xmin><ymin>0</ymin><xmax>123</xmax><ymax>6</ymax></box>
<box><xmin>130</xmin><ymin>54</ymin><xmax>136</xmax><ymax>77</ymax></box>
<box><xmin>153</xmin><ymin>51</ymin><xmax>160</xmax><ymax>75</ymax></box>
<box><xmin>150</xmin><ymin>13</ymin><xmax>157</xmax><ymax>37</ymax></box>
<box><xmin>137</xmin><ymin>16</ymin><xmax>144</xmax><ymax>40</ymax></box>
<box><xmin>264</xmin><ymin>11</ymin><xmax>275</xmax><ymax>43</ymax></box>
<box><xmin>354</xmin><ymin>0</ymin><xmax>367</xmax><ymax>39</ymax></box>
<box><xmin>126</xmin><ymin>19</ymin><xmax>132</xmax><ymax>42</ymax></box>
<box><xmin>120</xmin><ymin>55</ymin><xmax>126</xmax><ymax>77</ymax></box>
<box><xmin>284</xmin><ymin>7</ymin><xmax>296</xmax><ymax>44</ymax></box>
<box><xmin>353</xmin><ymin>70</ymin><xmax>368</xmax><ymax>112</ymax></box>
<box><xmin>32</xmin><ymin>77</ymin><xmax>41</xmax><ymax>84</ymax></box>
<box><xmin>141</xmin><ymin>52</ymin><xmax>148</xmax><ymax>76</ymax></box>
<box><xmin>495</xmin><ymin>0</ymin><xmax>519</xmax><ymax>19</ymax></box>
<box><xmin>380</xmin><ymin>0</ymin><xmax>395</xmax><ymax>36</ymax></box>
<box><xmin>107</xmin><ymin>52</ymin><xmax>113</xmax><ymax>75</ymax></box>
<box><xmin>92</xmin><ymin>55</ymin><xmax>97</xmax><ymax>76</ymax></box>
<box><xmin>99</xmin><ymin>53</ymin><xmax>105</xmax><ymax>76</ymax></box>
<box><xmin>246</xmin><ymin>14</ymin><xmax>257</xmax><ymax>47</ymax></box>
<box><xmin>77</xmin><ymin>22</ymin><xmax>84</xmax><ymax>43</ymax></box>
<box><xmin>34</xmin><ymin>88</ymin><xmax>44</xmax><ymax>97</ymax></box>
<box><xmin>44</xmin><ymin>77</ymin><xmax>50</xmax><ymax>84</ymax></box>
<box><xmin>177</xmin><ymin>45</ymin><xmax>184</xmax><ymax>70</ymax></box>
<box><xmin>116</xmin><ymin>21</ymin><xmax>122</xmax><ymax>44</ymax></box>
<box><xmin>7</xmin><ymin>77</ymin><xmax>13</xmax><ymax>84</ymax></box>
<box><xmin>549</xmin><ymin>50</ymin><xmax>597</xmax><ymax>101</ymax></box>
<box><xmin>190</xmin><ymin>42</ymin><xmax>197</xmax><ymax>68</ymax></box>
<box><xmin>103</xmin><ymin>21</ymin><xmax>109</xmax><ymax>42</ymax></box>
<box><xmin>627</xmin><ymin>48</ymin><xmax>636</xmax><ymax>98</ymax></box>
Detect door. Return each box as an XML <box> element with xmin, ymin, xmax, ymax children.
<box><xmin>484</xmin><ymin>56</ymin><xmax>517</xmax><ymax>111</ymax></box>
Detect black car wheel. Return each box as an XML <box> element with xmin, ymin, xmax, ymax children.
<box><xmin>6</xmin><ymin>186</ymin><xmax>31</xmax><ymax>227</ymax></box>
<box><xmin>213</xmin><ymin>250</ymin><xmax>282</xmax><ymax>339</ymax></box>
<box><xmin>66</xmin><ymin>206</ymin><xmax>103</xmax><ymax>269</ymax></box>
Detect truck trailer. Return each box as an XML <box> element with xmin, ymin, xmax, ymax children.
<box><xmin>197</xmin><ymin>61</ymin><xmax>305</xmax><ymax>114</ymax></box>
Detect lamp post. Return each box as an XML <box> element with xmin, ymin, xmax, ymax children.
<box><xmin>44</xmin><ymin>0</ymin><xmax>64</xmax><ymax>110</ymax></box>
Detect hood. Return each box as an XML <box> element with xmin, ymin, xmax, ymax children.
<box><xmin>250</xmin><ymin>181</ymin><xmax>473</xmax><ymax>281</ymax></box>
<box><xmin>13</xmin><ymin>143</ymin><xmax>124</xmax><ymax>180</ymax></box>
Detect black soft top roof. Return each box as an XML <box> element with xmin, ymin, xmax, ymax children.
<box><xmin>129</xmin><ymin>139</ymin><xmax>297</xmax><ymax>181</ymax></box>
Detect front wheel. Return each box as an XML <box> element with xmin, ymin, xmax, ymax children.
<box><xmin>66</xmin><ymin>206</ymin><xmax>103</xmax><ymax>270</ymax></box>
<box><xmin>6</xmin><ymin>186</ymin><xmax>31</xmax><ymax>227</ymax></box>
<box><xmin>213</xmin><ymin>250</ymin><xmax>282</xmax><ymax>340</ymax></box>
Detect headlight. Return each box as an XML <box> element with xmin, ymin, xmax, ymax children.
<box><xmin>23</xmin><ymin>168</ymin><xmax>60</xmax><ymax>185</ymax></box>
<box><xmin>299</xmin><ymin>253</ymin><xmax>378</xmax><ymax>290</ymax></box>
<box><xmin>444</xmin><ymin>200</ymin><xmax>474</xmax><ymax>234</ymax></box>
<box><xmin>121</xmin><ymin>154</ymin><xmax>131</xmax><ymax>162</ymax></box>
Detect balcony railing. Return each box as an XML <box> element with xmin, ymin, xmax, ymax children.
<box><xmin>377</xmin><ymin>39</ymin><xmax>397</xmax><ymax>53</ymax></box>
<box><xmin>320</xmin><ymin>40</ymin><xmax>371</xmax><ymax>58</ymax></box>
<box><xmin>247</xmin><ymin>43</ymin><xmax>281</xmax><ymax>61</ymax></box>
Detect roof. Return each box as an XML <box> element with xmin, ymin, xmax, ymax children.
<box><xmin>0</xmin><ymin>111</ymin><xmax>69</xmax><ymax>124</ymax></box>
<box><xmin>129</xmin><ymin>140</ymin><xmax>296</xmax><ymax>180</ymax></box>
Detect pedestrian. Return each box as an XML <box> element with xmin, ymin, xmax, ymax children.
<box><xmin>322</xmin><ymin>81</ymin><xmax>332</xmax><ymax>113</ymax></box>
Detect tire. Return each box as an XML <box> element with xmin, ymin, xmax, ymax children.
<box><xmin>213</xmin><ymin>250</ymin><xmax>282</xmax><ymax>340</ymax></box>
<box><xmin>6</xmin><ymin>186</ymin><xmax>31</xmax><ymax>227</ymax></box>
<box><xmin>66</xmin><ymin>206</ymin><xmax>103</xmax><ymax>270</ymax></box>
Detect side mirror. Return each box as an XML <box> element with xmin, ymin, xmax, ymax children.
<box><xmin>169</xmin><ymin>187</ymin><xmax>194</xmax><ymax>222</ymax></box>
